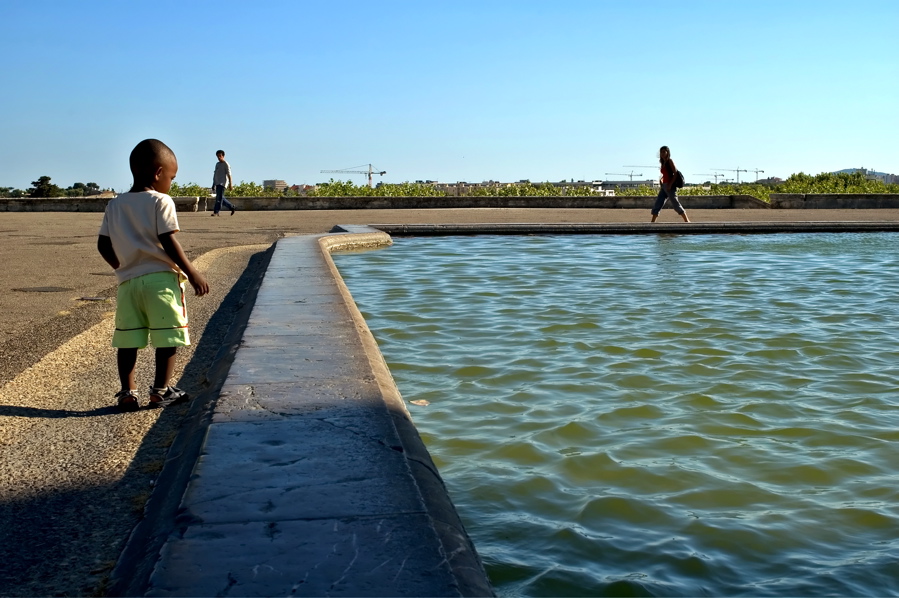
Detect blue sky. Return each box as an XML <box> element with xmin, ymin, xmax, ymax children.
<box><xmin>1</xmin><ymin>0</ymin><xmax>896</xmax><ymax>191</ymax></box>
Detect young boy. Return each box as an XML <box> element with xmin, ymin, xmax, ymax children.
<box><xmin>98</xmin><ymin>139</ymin><xmax>209</xmax><ymax>411</ymax></box>
<box><xmin>211</xmin><ymin>149</ymin><xmax>235</xmax><ymax>216</ymax></box>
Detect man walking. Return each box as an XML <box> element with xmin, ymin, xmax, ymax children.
<box><xmin>211</xmin><ymin>150</ymin><xmax>235</xmax><ymax>216</ymax></box>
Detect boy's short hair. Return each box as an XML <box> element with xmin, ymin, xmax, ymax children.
<box><xmin>130</xmin><ymin>139</ymin><xmax>176</xmax><ymax>181</ymax></box>
<box><xmin>216</xmin><ymin>150</ymin><xmax>225</xmax><ymax>157</ymax></box>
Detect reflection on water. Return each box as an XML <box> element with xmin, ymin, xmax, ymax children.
<box><xmin>333</xmin><ymin>234</ymin><xmax>899</xmax><ymax>596</ymax></box>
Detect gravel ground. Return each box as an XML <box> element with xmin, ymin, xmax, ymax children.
<box><xmin>1</xmin><ymin>207</ymin><xmax>898</xmax><ymax>596</ymax></box>
<box><xmin>0</xmin><ymin>243</ymin><xmax>271</xmax><ymax>596</ymax></box>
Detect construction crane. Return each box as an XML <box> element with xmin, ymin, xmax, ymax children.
<box><xmin>751</xmin><ymin>168</ymin><xmax>765</xmax><ymax>181</ymax></box>
<box><xmin>605</xmin><ymin>171</ymin><xmax>643</xmax><ymax>181</ymax></box>
<box><xmin>695</xmin><ymin>173</ymin><xmax>727</xmax><ymax>184</ymax></box>
<box><xmin>711</xmin><ymin>167</ymin><xmax>748</xmax><ymax>184</ymax></box>
<box><xmin>320</xmin><ymin>164</ymin><xmax>386</xmax><ymax>188</ymax></box>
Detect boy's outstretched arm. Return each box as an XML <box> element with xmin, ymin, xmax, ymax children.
<box><xmin>158</xmin><ymin>231</ymin><xmax>210</xmax><ymax>296</ymax></box>
<box><xmin>98</xmin><ymin>235</ymin><xmax>120</xmax><ymax>269</ymax></box>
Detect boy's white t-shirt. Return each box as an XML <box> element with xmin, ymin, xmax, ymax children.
<box><xmin>99</xmin><ymin>190</ymin><xmax>181</xmax><ymax>284</ymax></box>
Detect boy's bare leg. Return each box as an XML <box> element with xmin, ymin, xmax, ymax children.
<box><xmin>154</xmin><ymin>347</ymin><xmax>177</xmax><ymax>389</ymax></box>
<box><xmin>681</xmin><ymin>212</ymin><xmax>691</xmax><ymax>223</ymax></box>
<box><xmin>117</xmin><ymin>348</ymin><xmax>139</xmax><ymax>391</ymax></box>
<box><xmin>650</xmin><ymin>214</ymin><xmax>658</xmax><ymax>222</ymax></box>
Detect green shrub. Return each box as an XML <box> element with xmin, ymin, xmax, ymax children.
<box><xmin>615</xmin><ymin>172</ymin><xmax>899</xmax><ymax>202</ymax></box>
<box><xmin>168</xmin><ymin>182</ymin><xmax>210</xmax><ymax>197</ymax></box>
<box><xmin>308</xmin><ymin>179</ymin><xmax>445</xmax><ymax>197</ymax></box>
<box><xmin>469</xmin><ymin>182</ymin><xmax>595</xmax><ymax>197</ymax></box>
<box><xmin>167</xmin><ymin>171</ymin><xmax>899</xmax><ymax>201</ymax></box>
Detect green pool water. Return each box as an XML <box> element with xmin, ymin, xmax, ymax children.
<box><xmin>333</xmin><ymin>233</ymin><xmax>899</xmax><ymax>596</ymax></box>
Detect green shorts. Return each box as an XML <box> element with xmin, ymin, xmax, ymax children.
<box><xmin>113</xmin><ymin>271</ymin><xmax>191</xmax><ymax>348</ymax></box>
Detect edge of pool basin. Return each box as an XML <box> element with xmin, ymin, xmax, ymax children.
<box><xmin>360</xmin><ymin>221</ymin><xmax>899</xmax><ymax>235</ymax></box>
<box><xmin>140</xmin><ymin>229</ymin><xmax>494</xmax><ymax>597</ymax></box>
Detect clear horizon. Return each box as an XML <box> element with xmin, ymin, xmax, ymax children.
<box><xmin>1</xmin><ymin>0</ymin><xmax>896</xmax><ymax>191</ymax></box>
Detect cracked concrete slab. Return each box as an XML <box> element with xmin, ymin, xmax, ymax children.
<box><xmin>241</xmin><ymin>319</ymin><xmax>358</xmax><ymax>339</ymax></box>
<box><xmin>214</xmin><ymin>380</ymin><xmax>383</xmax><ymax>422</ymax></box>
<box><xmin>252</xmin><ymin>290</ymin><xmax>345</xmax><ymax>306</ymax></box>
<box><xmin>146</xmin><ymin>516</ymin><xmax>460</xmax><ymax>598</ymax></box>
<box><xmin>179</xmin><ymin>419</ymin><xmax>424</xmax><ymax>523</ymax></box>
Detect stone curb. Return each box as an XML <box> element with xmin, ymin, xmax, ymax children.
<box><xmin>321</xmin><ymin>227</ymin><xmax>494</xmax><ymax>597</ymax></box>
<box><xmin>138</xmin><ymin>230</ymin><xmax>493</xmax><ymax>597</ymax></box>
<box><xmin>365</xmin><ymin>221</ymin><xmax>899</xmax><ymax>235</ymax></box>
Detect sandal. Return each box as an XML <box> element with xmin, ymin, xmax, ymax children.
<box><xmin>148</xmin><ymin>386</ymin><xmax>189</xmax><ymax>408</ymax></box>
<box><xmin>116</xmin><ymin>389</ymin><xmax>140</xmax><ymax>412</ymax></box>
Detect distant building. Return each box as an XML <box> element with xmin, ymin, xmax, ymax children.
<box><xmin>263</xmin><ymin>179</ymin><xmax>288</xmax><ymax>191</ymax></box>
<box><xmin>834</xmin><ymin>168</ymin><xmax>899</xmax><ymax>184</ymax></box>
<box><xmin>550</xmin><ymin>179</ymin><xmax>593</xmax><ymax>190</ymax></box>
<box><xmin>431</xmin><ymin>181</ymin><xmax>484</xmax><ymax>196</ymax></box>
<box><xmin>289</xmin><ymin>184</ymin><xmax>315</xmax><ymax>195</ymax></box>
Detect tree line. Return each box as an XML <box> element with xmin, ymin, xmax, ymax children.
<box><xmin>1</xmin><ymin>176</ymin><xmax>103</xmax><ymax>198</ymax></box>
<box><xmin>615</xmin><ymin>171</ymin><xmax>899</xmax><ymax>202</ymax></box>
<box><xmin>3</xmin><ymin>171</ymin><xmax>897</xmax><ymax>201</ymax></box>
<box><xmin>156</xmin><ymin>171</ymin><xmax>899</xmax><ymax>200</ymax></box>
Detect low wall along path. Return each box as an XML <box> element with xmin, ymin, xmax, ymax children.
<box><xmin>4</xmin><ymin>193</ymin><xmax>899</xmax><ymax>212</ymax></box>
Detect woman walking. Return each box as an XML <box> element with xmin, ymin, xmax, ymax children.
<box><xmin>651</xmin><ymin>145</ymin><xmax>690</xmax><ymax>223</ymax></box>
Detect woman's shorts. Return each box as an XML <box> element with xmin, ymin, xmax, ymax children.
<box><xmin>113</xmin><ymin>271</ymin><xmax>190</xmax><ymax>348</ymax></box>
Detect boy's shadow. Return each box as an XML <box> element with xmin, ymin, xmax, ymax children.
<box><xmin>0</xmin><ymin>404</ymin><xmax>124</xmax><ymax>418</ymax></box>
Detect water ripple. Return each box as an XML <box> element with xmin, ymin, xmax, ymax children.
<box><xmin>334</xmin><ymin>233</ymin><xmax>899</xmax><ymax>596</ymax></box>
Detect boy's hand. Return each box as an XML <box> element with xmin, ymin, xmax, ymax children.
<box><xmin>189</xmin><ymin>271</ymin><xmax>210</xmax><ymax>296</ymax></box>
<box><xmin>158</xmin><ymin>231</ymin><xmax>209</xmax><ymax>296</ymax></box>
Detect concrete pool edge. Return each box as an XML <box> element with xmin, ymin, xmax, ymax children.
<box><xmin>319</xmin><ymin>228</ymin><xmax>495</xmax><ymax>597</ymax></box>
<box><xmin>358</xmin><ymin>221</ymin><xmax>899</xmax><ymax>235</ymax></box>
<box><xmin>136</xmin><ymin>228</ymin><xmax>493</xmax><ymax>597</ymax></box>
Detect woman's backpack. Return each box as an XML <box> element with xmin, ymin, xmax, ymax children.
<box><xmin>665</xmin><ymin>159</ymin><xmax>685</xmax><ymax>188</ymax></box>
